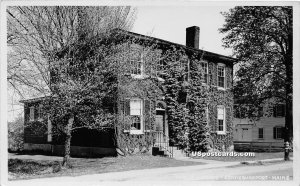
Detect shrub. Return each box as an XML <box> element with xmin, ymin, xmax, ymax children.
<box><xmin>8</xmin><ymin>116</ymin><xmax>24</xmax><ymax>152</ymax></box>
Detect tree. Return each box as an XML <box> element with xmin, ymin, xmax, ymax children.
<box><xmin>45</xmin><ymin>40</ymin><xmax>118</xmax><ymax>166</ymax></box>
<box><xmin>7</xmin><ymin>6</ymin><xmax>136</xmax><ymax>97</ymax></box>
<box><xmin>220</xmin><ymin>6</ymin><xmax>292</xmax><ymax>156</ymax></box>
<box><xmin>7</xmin><ymin>6</ymin><xmax>136</xmax><ymax>166</ymax></box>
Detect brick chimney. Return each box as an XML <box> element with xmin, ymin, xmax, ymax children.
<box><xmin>186</xmin><ymin>26</ymin><xmax>200</xmax><ymax>49</ymax></box>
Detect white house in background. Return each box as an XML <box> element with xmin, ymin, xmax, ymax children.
<box><xmin>233</xmin><ymin>103</ymin><xmax>285</xmax><ymax>143</ymax></box>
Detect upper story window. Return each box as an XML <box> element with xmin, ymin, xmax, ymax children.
<box><xmin>217</xmin><ymin>64</ymin><xmax>225</xmax><ymax>88</ymax></box>
<box><xmin>273</xmin><ymin>104</ymin><xmax>285</xmax><ymax>117</ymax></box>
<box><xmin>179</xmin><ymin>56</ymin><xmax>190</xmax><ymax>82</ymax></box>
<box><xmin>217</xmin><ymin>105</ymin><xmax>226</xmax><ymax>134</ymax></box>
<box><xmin>201</xmin><ymin>62</ymin><xmax>208</xmax><ymax>84</ymax></box>
<box><xmin>130</xmin><ymin>52</ymin><xmax>144</xmax><ymax>75</ymax></box>
<box><xmin>130</xmin><ymin>98</ymin><xmax>143</xmax><ymax>133</ymax></box>
<box><xmin>156</xmin><ymin>58</ymin><xmax>164</xmax><ymax>72</ymax></box>
<box><xmin>29</xmin><ymin>106</ymin><xmax>34</xmax><ymax>121</ymax></box>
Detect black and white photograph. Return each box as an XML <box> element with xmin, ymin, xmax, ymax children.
<box><xmin>1</xmin><ymin>1</ymin><xmax>299</xmax><ymax>185</ymax></box>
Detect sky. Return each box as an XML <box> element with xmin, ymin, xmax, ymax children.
<box><xmin>132</xmin><ymin>6</ymin><xmax>234</xmax><ymax>57</ymax></box>
<box><xmin>7</xmin><ymin>6</ymin><xmax>234</xmax><ymax>122</ymax></box>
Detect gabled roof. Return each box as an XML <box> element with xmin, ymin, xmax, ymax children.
<box><xmin>113</xmin><ymin>28</ymin><xmax>237</xmax><ymax>66</ymax></box>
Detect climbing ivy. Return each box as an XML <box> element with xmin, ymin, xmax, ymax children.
<box><xmin>161</xmin><ymin>46</ymin><xmax>210</xmax><ymax>153</ymax></box>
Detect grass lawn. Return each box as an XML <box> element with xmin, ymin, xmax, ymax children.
<box><xmin>9</xmin><ymin>154</ymin><xmax>203</xmax><ymax>180</ymax></box>
<box><xmin>192</xmin><ymin>151</ymin><xmax>293</xmax><ymax>162</ymax></box>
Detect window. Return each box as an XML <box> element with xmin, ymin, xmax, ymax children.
<box><xmin>273</xmin><ymin>104</ymin><xmax>285</xmax><ymax>117</ymax></box>
<box><xmin>273</xmin><ymin>127</ymin><xmax>283</xmax><ymax>139</ymax></box>
<box><xmin>178</xmin><ymin>89</ymin><xmax>187</xmax><ymax>104</ymax></box>
<box><xmin>157</xmin><ymin>59</ymin><xmax>164</xmax><ymax>72</ymax></box>
<box><xmin>130</xmin><ymin>99</ymin><xmax>143</xmax><ymax>132</ymax></box>
<box><xmin>201</xmin><ymin>62</ymin><xmax>208</xmax><ymax>84</ymax></box>
<box><xmin>258</xmin><ymin>128</ymin><xmax>264</xmax><ymax>139</ymax></box>
<box><xmin>217</xmin><ymin>65</ymin><xmax>225</xmax><ymax>88</ymax></box>
<box><xmin>37</xmin><ymin>104</ymin><xmax>43</xmax><ymax>120</ymax></box>
<box><xmin>217</xmin><ymin>106</ymin><xmax>225</xmax><ymax>134</ymax></box>
<box><xmin>130</xmin><ymin>49</ymin><xmax>144</xmax><ymax>75</ymax></box>
<box><xmin>180</xmin><ymin>56</ymin><xmax>190</xmax><ymax>81</ymax></box>
<box><xmin>29</xmin><ymin>106</ymin><xmax>34</xmax><ymax>121</ymax></box>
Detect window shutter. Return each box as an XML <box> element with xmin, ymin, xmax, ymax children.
<box><xmin>144</xmin><ymin>51</ymin><xmax>151</xmax><ymax>76</ymax></box>
<box><xmin>124</xmin><ymin>99</ymin><xmax>130</xmax><ymax>116</ymax></box>
<box><xmin>273</xmin><ymin>127</ymin><xmax>276</xmax><ymax>139</ymax></box>
<box><xmin>25</xmin><ymin>105</ymin><xmax>30</xmax><ymax>122</ymax></box>
<box><xmin>273</xmin><ymin>106</ymin><xmax>277</xmax><ymax>117</ymax></box>
<box><xmin>118</xmin><ymin>100</ymin><xmax>123</xmax><ymax>117</ymax></box>
<box><xmin>34</xmin><ymin>105</ymin><xmax>38</xmax><ymax>120</ymax></box>
<box><xmin>209</xmin><ymin>63</ymin><xmax>213</xmax><ymax>86</ymax></box>
<box><xmin>144</xmin><ymin>99</ymin><xmax>151</xmax><ymax>131</ymax></box>
<box><xmin>122</xmin><ymin>99</ymin><xmax>130</xmax><ymax>130</ymax></box>
<box><xmin>212</xmin><ymin>105</ymin><xmax>216</xmax><ymax>132</ymax></box>
<box><xmin>225</xmin><ymin>107</ymin><xmax>230</xmax><ymax>132</ymax></box>
<box><xmin>281</xmin><ymin>127</ymin><xmax>285</xmax><ymax>139</ymax></box>
<box><xmin>282</xmin><ymin>104</ymin><xmax>286</xmax><ymax>117</ymax></box>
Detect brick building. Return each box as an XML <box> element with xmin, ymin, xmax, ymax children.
<box><xmin>20</xmin><ymin>26</ymin><xmax>236</xmax><ymax>157</ymax></box>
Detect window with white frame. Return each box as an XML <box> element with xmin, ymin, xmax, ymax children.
<box><xmin>258</xmin><ymin>128</ymin><xmax>264</xmax><ymax>139</ymax></box>
<box><xmin>130</xmin><ymin>50</ymin><xmax>144</xmax><ymax>75</ymax></box>
<box><xmin>217</xmin><ymin>106</ymin><xmax>225</xmax><ymax>134</ymax></box>
<box><xmin>201</xmin><ymin>62</ymin><xmax>208</xmax><ymax>84</ymax></box>
<box><xmin>130</xmin><ymin>99</ymin><xmax>143</xmax><ymax>131</ymax></box>
<box><xmin>217</xmin><ymin>65</ymin><xmax>225</xmax><ymax>88</ymax></box>
<box><xmin>29</xmin><ymin>106</ymin><xmax>34</xmax><ymax>121</ymax></box>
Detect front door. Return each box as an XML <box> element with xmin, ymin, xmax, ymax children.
<box><xmin>239</xmin><ymin>128</ymin><xmax>252</xmax><ymax>141</ymax></box>
<box><xmin>155</xmin><ymin>110</ymin><xmax>166</xmax><ymax>143</ymax></box>
<box><xmin>155</xmin><ymin>115</ymin><xmax>164</xmax><ymax>132</ymax></box>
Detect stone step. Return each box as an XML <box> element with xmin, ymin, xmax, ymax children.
<box><xmin>152</xmin><ymin>145</ymin><xmax>189</xmax><ymax>158</ymax></box>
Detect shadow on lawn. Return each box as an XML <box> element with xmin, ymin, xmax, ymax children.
<box><xmin>9</xmin><ymin>159</ymin><xmax>62</xmax><ymax>175</ymax></box>
<box><xmin>9</xmin><ymin>149</ymin><xmax>117</xmax><ymax>159</ymax></box>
